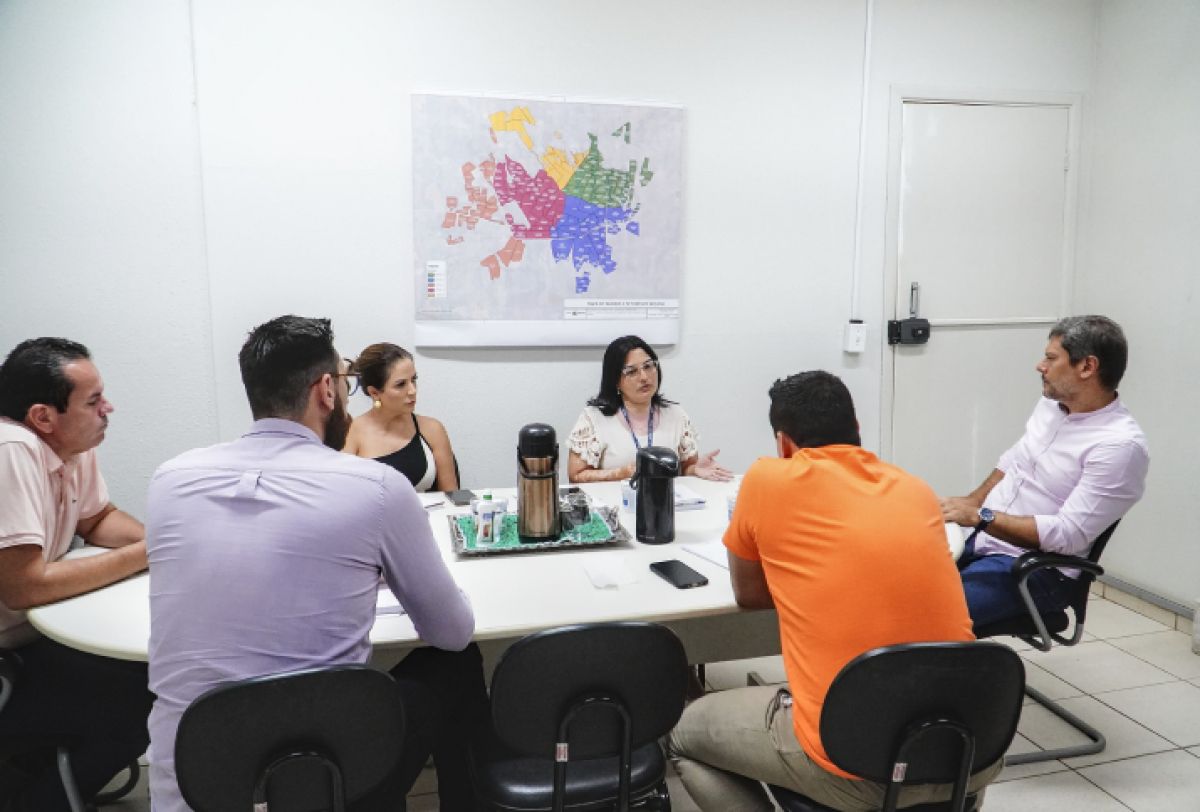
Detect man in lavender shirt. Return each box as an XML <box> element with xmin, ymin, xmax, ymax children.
<box><xmin>145</xmin><ymin>316</ymin><xmax>486</xmax><ymax>812</ymax></box>
<box><xmin>941</xmin><ymin>316</ymin><xmax>1149</xmax><ymax>627</ymax></box>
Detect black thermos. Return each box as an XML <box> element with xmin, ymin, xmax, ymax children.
<box><xmin>632</xmin><ymin>446</ymin><xmax>679</xmax><ymax>544</ymax></box>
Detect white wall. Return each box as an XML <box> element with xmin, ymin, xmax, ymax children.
<box><xmin>9</xmin><ymin>0</ymin><xmax>1186</xmax><ymax>605</ymax></box>
<box><xmin>191</xmin><ymin>0</ymin><xmax>1097</xmax><ymax>489</ymax></box>
<box><xmin>0</xmin><ymin>1</ymin><xmax>218</xmax><ymax>515</ymax></box>
<box><xmin>1074</xmin><ymin>0</ymin><xmax>1200</xmax><ymax>608</ymax></box>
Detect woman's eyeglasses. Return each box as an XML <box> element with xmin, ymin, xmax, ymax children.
<box><xmin>620</xmin><ymin>359</ymin><xmax>659</xmax><ymax>379</ymax></box>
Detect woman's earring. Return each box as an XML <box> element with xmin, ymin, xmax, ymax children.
<box><xmin>374</xmin><ymin>400</ymin><xmax>382</xmax><ymax>409</ymax></box>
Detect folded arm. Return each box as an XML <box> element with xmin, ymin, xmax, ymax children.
<box><xmin>0</xmin><ymin>540</ymin><xmax>147</xmax><ymax>611</ymax></box>
<box><xmin>941</xmin><ymin>469</ymin><xmax>1041</xmax><ymax>548</ymax></box>
<box><xmin>568</xmin><ymin>450</ymin><xmax>634</xmax><ymax>483</ymax></box>
<box><xmin>76</xmin><ymin>502</ymin><xmax>144</xmax><ymax>549</ymax></box>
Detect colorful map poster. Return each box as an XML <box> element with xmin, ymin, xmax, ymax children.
<box><xmin>412</xmin><ymin>92</ymin><xmax>683</xmax><ymax>346</ymax></box>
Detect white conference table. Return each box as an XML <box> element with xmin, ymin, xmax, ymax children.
<box><xmin>27</xmin><ymin>477</ymin><xmax>967</xmax><ymax>669</ymax></box>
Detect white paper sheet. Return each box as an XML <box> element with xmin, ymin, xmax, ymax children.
<box><xmin>582</xmin><ymin>555</ymin><xmax>640</xmax><ymax>589</ymax></box>
<box><xmin>682</xmin><ymin>539</ymin><xmax>729</xmax><ymax>570</ymax></box>
<box><xmin>674</xmin><ymin>481</ymin><xmax>707</xmax><ymax>511</ymax></box>
<box><xmin>376</xmin><ymin>587</ymin><xmax>407</xmax><ymax>616</ymax></box>
<box><xmin>419</xmin><ymin>493</ymin><xmax>448</xmax><ymax>510</ymax></box>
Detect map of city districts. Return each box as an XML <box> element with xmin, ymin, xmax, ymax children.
<box><xmin>413</xmin><ymin>93</ymin><xmax>683</xmax><ymax>346</ymax></box>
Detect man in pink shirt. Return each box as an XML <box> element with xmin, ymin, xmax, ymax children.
<box><xmin>0</xmin><ymin>338</ymin><xmax>152</xmax><ymax>812</ymax></box>
<box><xmin>941</xmin><ymin>316</ymin><xmax>1149</xmax><ymax>626</ymax></box>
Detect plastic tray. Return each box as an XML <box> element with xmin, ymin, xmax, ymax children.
<box><xmin>448</xmin><ymin>506</ymin><xmax>630</xmax><ymax>556</ymax></box>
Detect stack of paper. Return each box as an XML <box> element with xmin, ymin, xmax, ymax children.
<box><xmin>674</xmin><ymin>482</ymin><xmax>707</xmax><ymax>512</ymax></box>
<box><xmin>376</xmin><ymin>587</ymin><xmax>407</xmax><ymax>616</ymax></box>
<box><xmin>419</xmin><ymin>493</ymin><xmax>447</xmax><ymax>511</ymax></box>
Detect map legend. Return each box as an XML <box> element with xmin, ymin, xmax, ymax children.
<box><xmin>426</xmin><ymin>260</ymin><xmax>447</xmax><ymax>298</ymax></box>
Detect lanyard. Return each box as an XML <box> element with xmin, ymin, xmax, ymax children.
<box><xmin>620</xmin><ymin>405</ymin><xmax>654</xmax><ymax>451</ymax></box>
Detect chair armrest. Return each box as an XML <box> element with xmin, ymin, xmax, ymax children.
<box><xmin>1007</xmin><ymin>553</ymin><xmax>1102</xmax><ymax>653</ymax></box>
<box><xmin>1011</xmin><ymin>552</ymin><xmax>1103</xmax><ymax>584</ymax></box>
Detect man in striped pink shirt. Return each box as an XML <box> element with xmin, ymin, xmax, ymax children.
<box><xmin>942</xmin><ymin>316</ymin><xmax>1149</xmax><ymax>627</ymax></box>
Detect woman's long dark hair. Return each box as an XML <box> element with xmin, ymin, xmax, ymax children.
<box><xmin>587</xmin><ymin>335</ymin><xmax>674</xmax><ymax>417</ymax></box>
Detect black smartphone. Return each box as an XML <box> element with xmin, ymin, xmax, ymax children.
<box><xmin>649</xmin><ymin>560</ymin><xmax>709</xmax><ymax>590</ymax></box>
<box><xmin>445</xmin><ymin>490</ymin><xmax>476</xmax><ymax>506</ymax></box>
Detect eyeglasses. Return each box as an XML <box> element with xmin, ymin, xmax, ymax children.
<box><xmin>313</xmin><ymin>359</ymin><xmax>361</xmax><ymax>397</ymax></box>
<box><xmin>339</xmin><ymin>359</ymin><xmax>361</xmax><ymax>396</ymax></box>
<box><xmin>621</xmin><ymin>359</ymin><xmax>659</xmax><ymax>379</ymax></box>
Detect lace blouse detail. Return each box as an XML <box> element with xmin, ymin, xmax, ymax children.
<box><xmin>568</xmin><ymin>405</ymin><xmax>700</xmax><ymax>471</ymax></box>
<box><xmin>678</xmin><ymin>412</ymin><xmax>699</xmax><ymax>462</ymax></box>
<box><xmin>568</xmin><ymin>408</ymin><xmax>606</xmax><ymax>467</ymax></box>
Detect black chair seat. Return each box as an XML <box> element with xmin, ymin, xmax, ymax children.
<box><xmin>974</xmin><ymin>609</ymin><xmax>1070</xmax><ymax>640</ymax></box>
<box><xmin>471</xmin><ymin>724</ymin><xmax>666</xmax><ymax>811</ymax></box>
<box><xmin>768</xmin><ymin>783</ymin><xmax>979</xmax><ymax>812</ymax></box>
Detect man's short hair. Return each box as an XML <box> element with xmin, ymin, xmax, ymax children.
<box><xmin>239</xmin><ymin>316</ymin><xmax>339</xmax><ymax>421</ymax></box>
<box><xmin>1049</xmin><ymin>315</ymin><xmax>1128</xmax><ymax>391</ymax></box>
<box><xmin>768</xmin><ymin>371</ymin><xmax>861</xmax><ymax>449</ymax></box>
<box><xmin>0</xmin><ymin>338</ymin><xmax>92</xmax><ymax>423</ymax></box>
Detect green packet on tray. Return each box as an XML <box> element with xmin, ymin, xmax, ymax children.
<box><xmin>448</xmin><ymin>506</ymin><xmax>630</xmax><ymax>555</ymax></box>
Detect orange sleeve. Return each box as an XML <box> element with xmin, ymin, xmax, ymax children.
<box><xmin>723</xmin><ymin>459</ymin><xmax>767</xmax><ymax>562</ymax></box>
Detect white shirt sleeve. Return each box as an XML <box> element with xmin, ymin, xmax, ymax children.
<box><xmin>1033</xmin><ymin>440</ymin><xmax>1150</xmax><ymax>556</ymax></box>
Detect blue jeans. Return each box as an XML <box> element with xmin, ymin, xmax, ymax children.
<box><xmin>957</xmin><ymin>537</ymin><xmax>1074</xmax><ymax>629</ymax></box>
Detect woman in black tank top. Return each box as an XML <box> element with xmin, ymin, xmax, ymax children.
<box><xmin>341</xmin><ymin>343</ymin><xmax>459</xmax><ymax>492</ymax></box>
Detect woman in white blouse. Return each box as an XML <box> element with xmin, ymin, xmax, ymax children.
<box><xmin>568</xmin><ymin>335</ymin><xmax>733</xmax><ymax>483</ymax></box>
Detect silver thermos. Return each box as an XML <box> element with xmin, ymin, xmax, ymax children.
<box><xmin>517</xmin><ymin>423</ymin><xmax>561</xmax><ymax>540</ymax></box>
<box><xmin>632</xmin><ymin>446</ymin><xmax>679</xmax><ymax>544</ymax></box>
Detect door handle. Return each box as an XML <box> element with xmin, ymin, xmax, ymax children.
<box><xmin>909</xmin><ymin>282</ymin><xmax>920</xmax><ymax>318</ymax></box>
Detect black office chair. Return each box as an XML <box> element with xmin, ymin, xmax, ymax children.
<box><xmin>767</xmin><ymin>642</ymin><xmax>1024</xmax><ymax>812</ymax></box>
<box><xmin>0</xmin><ymin>647</ymin><xmax>140</xmax><ymax>812</ymax></box>
<box><xmin>470</xmin><ymin>622</ymin><xmax>689</xmax><ymax>812</ymax></box>
<box><xmin>972</xmin><ymin>520</ymin><xmax>1119</xmax><ymax>765</ymax></box>
<box><xmin>174</xmin><ymin>665</ymin><xmax>405</xmax><ymax>812</ymax></box>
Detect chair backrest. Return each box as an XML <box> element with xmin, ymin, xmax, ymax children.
<box><xmin>489</xmin><ymin>622</ymin><xmax>688</xmax><ymax>760</ymax></box>
<box><xmin>1069</xmin><ymin>520</ymin><xmax>1120</xmax><ymax>626</ymax></box>
<box><xmin>175</xmin><ymin>665</ymin><xmax>404</xmax><ymax>812</ymax></box>
<box><xmin>820</xmin><ymin>642</ymin><xmax>1024</xmax><ymax>784</ymax></box>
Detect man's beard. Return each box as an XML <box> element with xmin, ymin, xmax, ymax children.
<box><xmin>323</xmin><ymin>398</ymin><xmax>352</xmax><ymax>450</ymax></box>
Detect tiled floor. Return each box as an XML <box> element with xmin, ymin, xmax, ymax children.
<box><xmin>97</xmin><ymin>592</ymin><xmax>1200</xmax><ymax>811</ymax></box>
<box><xmin>673</xmin><ymin>592</ymin><xmax>1200</xmax><ymax>812</ymax></box>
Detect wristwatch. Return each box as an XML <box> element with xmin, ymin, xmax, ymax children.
<box><xmin>975</xmin><ymin>507</ymin><xmax>995</xmax><ymax>534</ymax></box>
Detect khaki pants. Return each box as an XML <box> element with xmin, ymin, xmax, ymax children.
<box><xmin>666</xmin><ymin>686</ymin><xmax>1004</xmax><ymax>812</ymax></box>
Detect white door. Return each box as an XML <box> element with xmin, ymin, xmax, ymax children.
<box><xmin>888</xmin><ymin>100</ymin><xmax>1077</xmax><ymax>498</ymax></box>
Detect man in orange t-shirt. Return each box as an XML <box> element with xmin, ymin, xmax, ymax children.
<box><xmin>667</xmin><ymin>371</ymin><xmax>1003</xmax><ymax>812</ymax></box>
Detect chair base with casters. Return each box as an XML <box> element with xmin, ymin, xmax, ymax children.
<box><xmin>0</xmin><ymin>648</ymin><xmax>140</xmax><ymax>812</ymax></box>
<box><xmin>767</xmin><ymin>784</ymin><xmax>979</xmax><ymax>812</ymax></box>
<box><xmin>472</xmin><ymin>726</ymin><xmax>671</xmax><ymax>811</ymax></box>
<box><xmin>972</xmin><ymin>521</ymin><xmax>1119</xmax><ymax>766</ymax></box>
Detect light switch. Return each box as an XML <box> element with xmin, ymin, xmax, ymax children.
<box><xmin>844</xmin><ymin>321</ymin><xmax>866</xmax><ymax>354</ymax></box>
